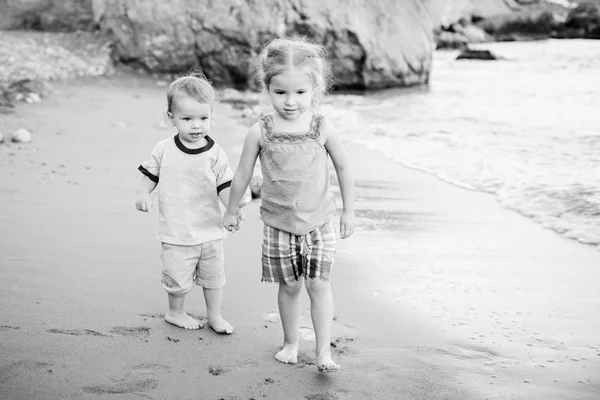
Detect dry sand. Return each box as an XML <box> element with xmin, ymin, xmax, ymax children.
<box><xmin>1</xmin><ymin>74</ymin><xmax>599</xmax><ymax>400</ymax></box>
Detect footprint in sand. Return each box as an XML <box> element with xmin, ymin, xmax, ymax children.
<box><xmin>139</xmin><ymin>313</ymin><xmax>164</xmax><ymax>320</ymax></box>
<box><xmin>82</xmin><ymin>363</ymin><xmax>168</xmax><ymax>395</ymax></box>
<box><xmin>0</xmin><ymin>325</ymin><xmax>20</xmax><ymax>332</ymax></box>
<box><xmin>296</xmin><ymin>351</ymin><xmax>317</xmax><ymax>367</ymax></box>
<box><xmin>46</xmin><ymin>328</ymin><xmax>109</xmax><ymax>337</ymax></box>
<box><xmin>109</xmin><ymin>326</ymin><xmax>151</xmax><ymax>339</ymax></box>
<box><xmin>300</xmin><ymin>327</ymin><xmax>316</xmax><ymax>342</ymax></box>
<box><xmin>260</xmin><ymin>310</ymin><xmax>280</xmax><ymax>324</ymax></box>
<box><xmin>331</xmin><ymin>336</ymin><xmax>358</xmax><ymax>356</ymax></box>
<box><xmin>208</xmin><ymin>365</ymin><xmax>228</xmax><ymax>376</ymax></box>
<box><xmin>305</xmin><ymin>390</ymin><xmax>353</xmax><ymax>400</ymax></box>
<box><xmin>437</xmin><ymin>343</ymin><xmax>499</xmax><ymax>361</ymax></box>
<box><xmin>0</xmin><ymin>361</ymin><xmax>53</xmax><ymax>384</ymax></box>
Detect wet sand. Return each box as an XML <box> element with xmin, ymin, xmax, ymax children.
<box><xmin>0</xmin><ymin>74</ymin><xmax>598</xmax><ymax>400</ymax></box>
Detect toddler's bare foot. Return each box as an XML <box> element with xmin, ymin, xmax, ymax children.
<box><xmin>165</xmin><ymin>312</ymin><xmax>202</xmax><ymax>330</ymax></box>
<box><xmin>275</xmin><ymin>344</ymin><xmax>299</xmax><ymax>364</ymax></box>
<box><xmin>208</xmin><ymin>316</ymin><xmax>234</xmax><ymax>334</ymax></box>
<box><xmin>317</xmin><ymin>353</ymin><xmax>339</xmax><ymax>373</ymax></box>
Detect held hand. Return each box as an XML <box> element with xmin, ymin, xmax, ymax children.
<box><xmin>223</xmin><ymin>211</ymin><xmax>240</xmax><ymax>232</ymax></box>
<box><xmin>340</xmin><ymin>210</ymin><xmax>356</xmax><ymax>239</ymax></box>
<box><xmin>135</xmin><ymin>193</ymin><xmax>153</xmax><ymax>213</ymax></box>
<box><xmin>236</xmin><ymin>208</ymin><xmax>246</xmax><ymax>228</ymax></box>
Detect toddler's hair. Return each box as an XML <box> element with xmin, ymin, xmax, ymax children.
<box><xmin>166</xmin><ymin>71</ymin><xmax>215</xmax><ymax>113</ymax></box>
<box><xmin>257</xmin><ymin>37</ymin><xmax>332</xmax><ymax>106</ymax></box>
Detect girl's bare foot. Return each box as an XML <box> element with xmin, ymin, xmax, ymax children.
<box><xmin>208</xmin><ymin>316</ymin><xmax>234</xmax><ymax>334</ymax></box>
<box><xmin>317</xmin><ymin>353</ymin><xmax>339</xmax><ymax>373</ymax></box>
<box><xmin>275</xmin><ymin>344</ymin><xmax>299</xmax><ymax>364</ymax></box>
<box><xmin>165</xmin><ymin>312</ymin><xmax>203</xmax><ymax>329</ymax></box>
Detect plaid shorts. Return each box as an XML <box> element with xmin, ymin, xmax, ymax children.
<box><xmin>262</xmin><ymin>222</ymin><xmax>336</xmax><ymax>284</ymax></box>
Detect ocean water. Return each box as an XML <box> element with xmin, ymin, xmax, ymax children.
<box><xmin>323</xmin><ymin>39</ymin><xmax>600</xmax><ymax>249</ymax></box>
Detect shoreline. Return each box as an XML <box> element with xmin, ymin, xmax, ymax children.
<box><xmin>1</xmin><ymin>74</ymin><xmax>598</xmax><ymax>399</ymax></box>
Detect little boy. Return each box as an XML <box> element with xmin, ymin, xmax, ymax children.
<box><xmin>135</xmin><ymin>74</ymin><xmax>242</xmax><ymax>334</ymax></box>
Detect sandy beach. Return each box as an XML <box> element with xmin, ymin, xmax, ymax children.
<box><xmin>1</xmin><ymin>74</ymin><xmax>599</xmax><ymax>400</ymax></box>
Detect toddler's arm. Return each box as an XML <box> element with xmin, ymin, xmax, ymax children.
<box><xmin>223</xmin><ymin>124</ymin><xmax>262</xmax><ymax>231</ymax></box>
<box><xmin>323</xmin><ymin>120</ymin><xmax>356</xmax><ymax>239</ymax></box>
<box><xmin>135</xmin><ymin>175</ymin><xmax>157</xmax><ymax>213</ymax></box>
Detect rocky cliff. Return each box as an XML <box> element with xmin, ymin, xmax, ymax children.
<box><xmin>0</xmin><ymin>0</ymin><xmax>435</xmax><ymax>90</ymax></box>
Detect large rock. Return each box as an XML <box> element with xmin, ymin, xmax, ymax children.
<box><xmin>91</xmin><ymin>0</ymin><xmax>434</xmax><ymax>89</ymax></box>
<box><xmin>428</xmin><ymin>0</ymin><xmax>575</xmax><ymax>43</ymax></box>
<box><xmin>476</xmin><ymin>8</ymin><xmax>558</xmax><ymax>40</ymax></box>
<box><xmin>0</xmin><ymin>0</ymin><xmax>95</xmax><ymax>31</ymax></box>
<box><xmin>564</xmin><ymin>1</ymin><xmax>600</xmax><ymax>31</ymax></box>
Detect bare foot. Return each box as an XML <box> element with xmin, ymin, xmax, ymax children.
<box><xmin>275</xmin><ymin>344</ymin><xmax>299</xmax><ymax>364</ymax></box>
<box><xmin>317</xmin><ymin>354</ymin><xmax>339</xmax><ymax>373</ymax></box>
<box><xmin>208</xmin><ymin>316</ymin><xmax>234</xmax><ymax>334</ymax></box>
<box><xmin>165</xmin><ymin>312</ymin><xmax>203</xmax><ymax>330</ymax></box>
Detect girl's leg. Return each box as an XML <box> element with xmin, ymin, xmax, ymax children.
<box><xmin>305</xmin><ymin>279</ymin><xmax>339</xmax><ymax>372</ymax></box>
<box><xmin>203</xmin><ymin>287</ymin><xmax>233</xmax><ymax>334</ymax></box>
<box><xmin>276</xmin><ymin>280</ymin><xmax>303</xmax><ymax>363</ymax></box>
<box><xmin>165</xmin><ymin>294</ymin><xmax>202</xmax><ymax>329</ymax></box>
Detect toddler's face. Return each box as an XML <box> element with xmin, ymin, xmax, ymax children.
<box><xmin>169</xmin><ymin>96</ymin><xmax>212</xmax><ymax>148</ymax></box>
<box><xmin>268</xmin><ymin>68</ymin><xmax>314</xmax><ymax>121</ymax></box>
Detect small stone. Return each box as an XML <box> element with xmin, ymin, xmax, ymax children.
<box><xmin>27</xmin><ymin>93</ymin><xmax>42</xmax><ymax>103</ymax></box>
<box><xmin>0</xmin><ymin>132</ymin><xmax>4</xmax><ymax>144</ymax></box>
<box><xmin>11</xmin><ymin>128</ymin><xmax>32</xmax><ymax>144</ymax></box>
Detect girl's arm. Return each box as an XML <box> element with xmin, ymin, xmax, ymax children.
<box><xmin>135</xmin><ymin>175</ymin><xmax>158</xmax><ymax>213</ymax></box>
<box><xmin>219</xmin><ymin>186</ymin><xmax>245</xmax><ymax>228</ymax></box>
<box><xmin>323</xmin><ymin>120</ymin><xmax>356</xmax><ymax>239</ymax></box>
<box><xmin>223</xmin><ymin>124</ymin><xmax>262</xmax><ymax>230</ymax></box>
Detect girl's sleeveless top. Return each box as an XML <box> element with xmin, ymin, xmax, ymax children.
<box><xmin>258</xmin><ymin>113</ymin><xmax>336</xmax><ymax>235</ymax></box>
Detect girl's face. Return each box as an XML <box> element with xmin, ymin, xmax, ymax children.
<box><xmin>169</xmin><ymin>96</ymin><xmax>212</xmax><ymax>148</ymax></box>
<box><xmin>267</xmin><ymin>68</ymin><xmax>314</xmax><ymax>121</ymax></box>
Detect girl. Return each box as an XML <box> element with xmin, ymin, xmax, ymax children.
<box><xmin>223</xmin><ymin>37</ymin><xmax>356</xmax><ymax>372</ymax></box>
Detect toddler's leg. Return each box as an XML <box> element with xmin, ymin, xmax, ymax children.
<box><xmin>305</xmin><ymin>279</ymin><xmax>339</xmax><ymax>372</ymax></box>
<box><xmin>161</xmin><ymin>243</ymin><xmax>202</xmax><ymax>330</ymax></box>
<box><xmin>276</xmin><ymin>280</ymin><xmax>303</xmax><ymax>364</ymax></box>
<box><xmin>165</xmin><ymin>294</ymin><xmax>203</xmax><ymax>329</ymax></box>
<box><xmin>204</xmin><ymin>287</ymin><xmax>233</xmax><ymax>334</ymax></box>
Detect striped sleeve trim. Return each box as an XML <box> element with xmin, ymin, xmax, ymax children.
<box><xmin>138</xmin><ymin>165</ymin><xmax>159</xmax><ymax>183</ymax></box>
<box><xmin>217</xmin><ymin>180</ymin><xmax>232</xmax><ymax>194</ymax></box>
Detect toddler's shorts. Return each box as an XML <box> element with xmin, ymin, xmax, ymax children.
<box><xmin>160</xmin><ymin>239</ymin><xmax>226</xmax><ymax>295</ymax></box>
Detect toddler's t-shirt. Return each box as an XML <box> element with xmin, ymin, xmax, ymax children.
<box><xmin>139</xmin><ymin>134</ymin><xmax>233</xmax><ymax>245</ymax></box>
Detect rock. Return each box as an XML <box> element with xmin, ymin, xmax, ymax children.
<box><xmin>91</xmin><ymin>0</ymin><xmax>434</xmax><ymax>89</ymax></box>
<box><xmin>11</xmin><ymin>128</ymin><xmax>32</xmax><ymax>144</ymax></box>
<box><xmin>436</xmin><ymin>31</ymin><xmax>470</xmax><ymax>49</ymax></box>
<box><xmin>455</xmin><ymin>23</ymin><xmax>494</xmax><ymax>43</ymax></box>
<box><xmin>0</xmin><ymin>131</ymin><xmax>4</xmax><ymax>144</ymax></box>
<box><xmin>476</xmin><ymin>9</ymin><xmax>558</xmax><ymax>40</ymax></box>
<box><xmin>25</xmin><ymin>93</ymin><xmax>42</xmax><ymax>104</ymax></box>
<box><xmin>0</xmin><ymin>0</ymin><xmax>95</xmax><ymax>31</ymax></box>
<box><xmin>456</xmin><ymin>48</ymin><xmax>500</xmax><ymax>60</ymax></box>
<box><xmin>564</xmin><ymin>2</ymin><xmax>600</xmax><ymax>33</ymax></box>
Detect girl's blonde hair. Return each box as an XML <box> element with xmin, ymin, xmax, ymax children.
<box><xmin>256</xmin><ymin>37</ymin><xmax>332</xmax><ymax>106</ymax></box>
<box><xmin>166</xmin><ymin>72</ymin><xmax>215</xmax><ymax>113</ymax></box>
